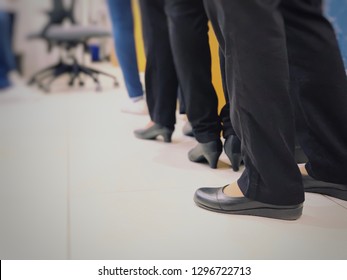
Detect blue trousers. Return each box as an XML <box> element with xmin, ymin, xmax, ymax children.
<box><xmin>0</xmin><ymin>11</ymin><xmax>16</xmax><ymax>89</ymax></box>
<box><xmin>325</xmin><ymin>0</ymin><xmax>347</xmax><ymax>68</ymax></box>
<box><xmin>107</xmin><ymin>0</ymin><xmax>144</xmax><ymax>98</ymax></box>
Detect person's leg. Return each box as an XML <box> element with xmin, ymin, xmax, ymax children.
<box><xmin>164</xmin><ymin>0</ymin><xmax>223</xmax><ymax>168</ymax></box>
<box><xmin>280</xmin><ymin>0</ymin><xmax>347</xmax><ymax>185</ymax></box>
<box><xmin>107</xmin><ymin>0</ymin><xmax>143</xmax><ymax>99</ymax></box>
<box><xmin>138</xmin><ymin>0</ymin><xmax>178</xmax><ymax>130</ymax></box>
<box><xmin>0</xmin><ymin>11</ymin><xmax>16</xmax><ymax>90</ymax></box>
<box><xmin>198</xmin><ymin>0</ymin><xmax>304</xmax><ymax>215</ymax></box>
<box><xmin>164</xmin><ymin>0</ymin><xmax>221</xmax><ymax>143</ymax></box>
<box><xmin>218</xmin><ymin>48</ymin><xmax>242</xmax><ymax>171</ymax></box>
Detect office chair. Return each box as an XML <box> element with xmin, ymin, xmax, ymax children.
<box><xmin>28</xmin><ymin>0</ymin><xmax>119</xmax><ymax>92</ymax></box>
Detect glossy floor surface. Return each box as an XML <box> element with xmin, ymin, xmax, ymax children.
<box><xmin>1</xmin><ymin>70</ymin><xmax>347</xmax><ymax>260</ymax></box>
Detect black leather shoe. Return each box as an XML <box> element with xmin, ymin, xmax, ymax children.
<box><xmin>303</xmin><ymin>175</ymin><xmax>347</xmax><ymax>201</ymax></box>
<box><xmin>188</xmin><ymin>140</ymin><xmax>222</xmax><ymax>169</ymax></box>
<box><xmin>194</xmin><ymin>186</ymin><xmax>303</xmax><ymax>220</ymax></box>
<box><xmin>224</xmin><ymin>135</ymin><xmax>242</xmax><ymax>171</ymax></box>
<box><xmin>134</xmin><ymin>123</ymin><xmax>173</xmax><ymax>143</ymax></box>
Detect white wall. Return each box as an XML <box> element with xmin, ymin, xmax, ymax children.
<box><xmin>12</xmin><ymin>0</ymin><xmax>53</xmax><ymax>77</ymax></box>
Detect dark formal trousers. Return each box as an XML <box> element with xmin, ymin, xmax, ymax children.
<box><xmin>203</xmin><ymin>0</ymin><xmax>347</xmax><ymax>205</ymax></box>
<box><xmin>164</xmin><ymin>0</ymin><xmax>224</xmax><ymax>143</ymax></box>
<box><xmin>140</xmin><ymin>0</ymin><xmax>233</xmax><ymax>142</ymax></box>
<box><xmin>138</xmin><ymin>0</ymin><xmax>179</xmax><ymax>130</ymax></box>
<box><xmin>218</xmin><ymin>48</ymin><xmax>237</xmax><ymax>139</ymax></box>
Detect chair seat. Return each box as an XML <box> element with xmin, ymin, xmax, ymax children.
<box><xmin>28</xmin><ymin>25</ymin><xmax>111</xmax><ymax>43</ymax></box>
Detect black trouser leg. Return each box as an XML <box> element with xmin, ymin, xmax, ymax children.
<box><xmin>218</xmin><ymin>48</ymin><xmax>237</xmax><ymax>139</ymax></box>
<box><xmin>164</xmin><ymin>0</ymin><xmax>221</xmax><ymax>143</ymax></box>
<box><xmin>204</xmin><ymin>0</ymin><xmax>304</xmax><ymax>205</ymax></box>
<box><xmin>177</xmin><ymin>87</ymin><xmax>186</xmax><ymax>114</ymax></box>
<box><xmin>280</xmin><ymin>0</ymin><xmax>347</xmax><ymax>184</ymax></box>
<box><xmin>139</xmin><ymin>0</ymin><xmax>178</xmax><ymax>130</ymax></box>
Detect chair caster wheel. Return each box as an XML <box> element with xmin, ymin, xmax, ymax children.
<box><xmin>38</xmin><ymin>83</ymin><xmax>50</xmax><ymax>93</ymax></box>
<box><xmin>28</xmin><ymin>79</ymin><xmax>35</xmax><ymax>86</ymax></box>
<box><xmin>96</xmin><ymin>85</ymin><xmax>102</xmax><ymax>92</ymax></box>
<box><xmin>79</xmin><ymin>81</ymin><xmax>84</xmax><ymax>87</ymax></box>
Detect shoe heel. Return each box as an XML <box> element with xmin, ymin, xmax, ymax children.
<box><xmin>205</xmin><ymin>151</ymin><xmax>222</xmax><ymax>169</ymax></box>
<box><xmin>162</xmin><ymin>131</ymin><xmax>173</xmax><ymax>143</ymax></box>
<box><xmin>231</xmin><ymin>153</ymin><xmax>242</xmax><ymax>172</ymax></box>
<box><xmin>225</xmin><ymin>136</ymin><xmax>242</xmax><ymax>171</ymax></box>
<box><xmin>259</xmin><ymin>206</ymin><xmax>303</xmax><ymax>220</ymax></box>
<box><xmin>240</xmin><ymin>205</ymin><xmax>303</xmax><ymax>220</ymax></box>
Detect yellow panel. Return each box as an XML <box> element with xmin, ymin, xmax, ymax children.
<box><xmin>132</xmin><ymin>0</ymin><xmax>146</xmax><ymax>72</ymax></box>
<box><xmin>208</xmin><ymin>22</ymin><xmax>226</xmax><ymax>112</ymax></box>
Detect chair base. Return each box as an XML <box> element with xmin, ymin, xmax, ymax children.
<box><xmin>28</xmin><ymin>59</ymin><xmax>119</xmax><ymax>93</ymax></box>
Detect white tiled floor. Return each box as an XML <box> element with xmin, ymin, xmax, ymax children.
<box><xmin>1</xmin><ymin>69</ymin><xmax>347</xmax><ymax>260</ymax></box>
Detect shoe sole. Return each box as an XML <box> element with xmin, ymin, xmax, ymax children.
<box><xmin>194</xmin><ymin>200</ymin><xmax>303</xmax><ymax>220</ymax></box>
<box><xmin>188</xmin><ymin>143</ymin><xmax>222</xmax><ymax>169</ymax></box>
<box><xmin>303</xmin><ymin>176</ymin><xmax>347</xmax><ymax>201</ymax></box>
<box><xmin>134</xmin><ymin>131</ymin><xmax>172</xmax><ymax>143</ymax></box>
<box><xmin>304</xmin><ymin>187</ymin><xmax>347</xmax><ymax>200</ymax></box>
<box><xmin>188</xmin><ymin>152</ymin><xmax>221</xmax><ymax>169</ymax></box>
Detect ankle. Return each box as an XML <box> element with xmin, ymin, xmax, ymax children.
<box><xmin>299</xmin><ymin>165</ymin><xmax>309</xmax><ymax>176</ymax></box>
<box><xmin>223</xmin><ymin>182</ymin><xmax>244</xmax><ymax>197</ymax></box>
